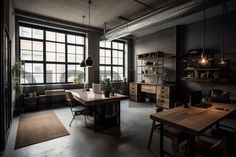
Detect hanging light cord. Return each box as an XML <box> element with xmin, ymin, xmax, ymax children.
<box><xmin>202</xmin><ymin>0</ymin><xmax>206</xmax><ymax>55</ymax></box>
<box><xmin>221</xmin><ymin>2</ymin><xmax>227</xmax><ymax>58</ymax></box>
<box><xmin>88</xmin><ymin>0</ymin><xmax>91</xmax><ymax>54</ymax></box>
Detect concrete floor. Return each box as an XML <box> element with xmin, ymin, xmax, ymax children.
<box><xmin>1</xmin><ymin>100</ymin><xmax>172</xmax><ymax>157</ymax></box>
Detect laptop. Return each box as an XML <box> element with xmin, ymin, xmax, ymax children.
<box><xmin>190</xmin><ymin>91</ymin><xmax>212</xmax><ymax>109</ymax></box>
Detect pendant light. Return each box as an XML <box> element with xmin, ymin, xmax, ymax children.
<box><xmin>80</xmin><ymin>15</ymin><xmax>86</xmax><ymax>67</ymax></box>
<box><xmin>219</xmin><ymin>2</ymin><xmax>227</xmax><ymax>65</ymax></box>
<box><xmin>85</xmin><ymin>0</ymin><xmax>93</xmax><ymax>67</ymax></box>
<box><xmin>199</xmin><ymin>0</ymin><xmax>208</xmax><ymax>65</ymax></box>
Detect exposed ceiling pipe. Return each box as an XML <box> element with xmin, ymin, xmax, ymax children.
<box><xmin>103</xmin><ymin>0</ymin><xmax>205</xmax><ymax>41</ymax></box>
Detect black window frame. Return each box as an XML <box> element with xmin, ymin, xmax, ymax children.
<box><xmin>99</xmin><ymin>40</ymin><xmax>125</xmax><ymax>81</ymax></box>
<box><xmin>18</xmin><ymin>23</ymin><xmax>86</xmax><ymax>85</ymax></box>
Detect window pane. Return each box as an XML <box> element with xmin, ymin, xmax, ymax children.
<box><xmin>46</xmin><ymin>52</ymin><xmax>56</xmax><ymax>61</ymax></box>
<box><xmin>100</xmin><ymin>57</ymin><xmax>105</xmax><ymax>64</ymax></box>
<box><xmin>113</xmin><ymin>58</ymin><xmax>118</xmax><ymax>65</ymax></box>
<box><xmin>68</xmin><ymin>54</ymin><xmax>76</xmax><ymax>62</ymax></box>
<box><xmin>24</xmin><ymin>63</ymin><xmax>32</xmax><ymax>73</ymax></box>
<box><xmin>21</xmin><ymin>50</ymin><xmax>32</xmax><ymax>60</ymax></box>
<box><xmin>76</xmin><ymin>55</ymin><xmax>83</xmax><ymax>63</ymax></box>
<box><xmin>57</xmin><ymin>64</ymin><xmax>65</xmax><ymax>73</ymax></box>
<box><xmin>100</xmin><ymin>49</ymin><xmax>105</xmax><ymax>56</ymax></box>
<box><xmin>106</xmin><ymin>50</ymin><xmax>111</xmax><ymax>57</ymax></box>
<box><xmin>21</xmin><ymin>40</ymin><xmax>32</xmax><ymax>50</ymax></box>
<box><xmin>57</xmin><ymin>53</ymin><xmax>65</xmax><ymax>62</ymax></box>
<box><xmin>57</xmin><ymin>43</ymin><xmax>65</xmax><ymax>53</ymax></box>
<box><xmin>46</xmin><ymin>74</ymin><xmax>56</xmax><ymax>83</ymax></box>
<box><xmin>113</xmin><ymin>50</ymin><xmax>118</xmax><ymax>57</ymax></box>
<box><xmin>25</xmin><ymin>74</ymin><xmax>33</xmax><ymax>83</ymax></box>
<box><xmin>46</xmin><ymin>31</ymin><xmax>56</xmax><ymax>41</ymax></box>
<box><xmin>118</xmin><ymin>43</ymin><xmax>124</xmax><ymax>50</ymax></box>
<box><xmin>118</xmin><ymin>58</ymin><xmax>123</xmax><ymax>65</ymax></box>
<box><xmin>76</xmin><ymin>36</ymin><xmax>84</xmax><ymax>44</ymax></box>
<box><xmin>68</xmin><ymin>45</ymin><xmax>76</xmax><ymax>54</ymax></box>
<box><xmin>106</xmin><ymin>41</ymin><xmax>111</xmax><ymax>48</ymax></box>
<box><xmin>68</xmin><ymin>65</ymin><xmax>75</xmax><ymax>72</ymax></box>
<box><xmin>33</xmin><ymin>74</ymin><xmax>43</xmax><ymax>83</ymax></box>
<box><xmin>46</xmin><ymin>64</ymin><xmax>56</xmax><ymax>74</ymax></box>
<box><xmin>33</xmin><ymin>29</ymin><xmax>43</xmax><ymax>39</ymax></box>
<box><xmin>33</xmin><ymin>51</ymin><xmax>43</xmax><ymax>61</ymax></box>
<box><xmin>57</xmin><ymin>74</ymin><xmax>65</xmax><ymax>82</ymax></box>
<box><xmin>118</xmin><ymin>51</ymin><xmax>123</xmax><ymax>58</ymax></box>
<box><xmin>112</xmin><ymin>42</ymin><xmax>118</xmax><ymax>49</ymax></box>
<box><xmin>33</xmin><ymin>63</ymin><xmax>43</xmax><ymax>73</ymax></box>
<box><xmin>46</xmin><ymin>42</ymin><xmax>56</xmax><ymax>52</ymax></box>
<box><xmin>100</xmin><ymin>41</ymin><xmax>105</xmax><ymax>47</ymax></box>
<box><xmin>106</xmin><ymin>58</ymin><xmax>111</xmax><ymax>64</ymax></box>
<box><xmin>20</xmin><ymin>26</ymin><xmax>32</xmax><ymax>38</ymax></box>
<box><xmin>33</xmin><ymin>41</ymin><xmax>43</xmax><ymax>51</ymax></box>
<box><xmin>57</xmin><ymin>33</ymin><xmax>65</xmax><ymax>42</ymax></box>
<box><xmin>76</xmin><ymin>46</ymin><xmax>83</xmax><ymax>55</ymax></box>
<box><xmin>67</xmin><ymin>35</ymin><xmax>76</xmax><ymax>43</ymax></box>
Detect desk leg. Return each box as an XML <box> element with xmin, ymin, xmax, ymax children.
<box><xmin>187</xmin><ymin>134</ymin><xmax>195</xmax><ymax>157</ymax></box>
<box><xmin>94</xmin><ymin>105</ymin><xmax>98</xmax><ymax>131</ymax></box>
<box><xmin>160</xmin><ymin>123</ymin><xmax>164</xmax><ymax>157</ymax></box>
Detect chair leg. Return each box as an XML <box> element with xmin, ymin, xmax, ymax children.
<box><xmin>148</xmin><ymin>120</ymin><xmax>156</xmax><ymax>150</ymax></box>
<box><xmin>84</xmin><ymin>114</ymin><xmax>88</xmax><ymax>127</ymax></box>
<box><xmin>69</xmin><ymin>116</ymin><xmax>75</xmax><ymax>127</ymax></box>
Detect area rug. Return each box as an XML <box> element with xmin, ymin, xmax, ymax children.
<box><xmin>15</xmin><ymin>112</ymin><xmax>69</xmax><ymax>149</ymax></box>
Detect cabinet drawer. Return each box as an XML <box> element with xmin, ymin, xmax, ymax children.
<box><xmin>129</xmin><ymin>86</ymin><xmax>137</xmax><ymax>92</ymax></box>
<box><xmin>129</xmin><ymin>83</ymin><xmax>137</xmax><ymax>88</ymax></box>
<box><xmin>141</xmin><ymin>85</ymin><xmax>156</xmax><ymax>94</ymax></box>
<box><xmin>129</xmin><ymin>90</ymin><xmax>137</xmax><ymax>96</ymax></box>
<box><xmin>156</xmin><ymin>93</ymin><xmax>169</xmax><ymax>99</ymax></box>
<box><xmin>130</xmin><ymin>95</ymin><xmax>138</xmax><ymax>102</ymax></box>
<box><xmin>156</xmin><ymin>99</ymin><xmax>170</xmax><ymax>109</ymax></box>
<box><xmin>156</xmin><ymin>86</ymin><xmax>169</xmax><ymax>94</ymax></box>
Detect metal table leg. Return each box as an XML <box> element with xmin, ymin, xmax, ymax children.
<box><xmin>160</xmin><ymin>123</ymin><xmax>164</xmax><ymax>157</ymax></box>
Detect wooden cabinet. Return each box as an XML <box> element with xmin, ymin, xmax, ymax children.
<box><xmin>156</xmin><ymin>85</ymin><xmax>175</xmax><ymax>109</ymax></box>
<box><xmin>129</xmin><ymin>83</ymin><xmax>175</xmax><ymax>108</ymax></box>
<box><xmin>141</xmin><ymin>85</ymin><xmax>156</xmax><ymax>94</ymax></box>
<box><xmin>129</xmin><ymin>83</ymin><xmax>141</xmax><ymax>102</ymax></box>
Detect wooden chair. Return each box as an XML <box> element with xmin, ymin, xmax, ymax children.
<box><xmin>65</xmin><ymin>91</ymin><xmax>88</xmax><ymax>127</ymax></box>
<box><xmin>148</xmin><ymin>103</ymin><xmax>187</xmax><ymax>157</ymax></box>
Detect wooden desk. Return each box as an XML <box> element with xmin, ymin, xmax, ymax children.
<box><xmin>67</xmin><ymin>89</ymin><xmax>128</xmax><ymax>131</ymax></box>
<box><xmin>150</xmin><ymin>102</ymin><xmax>236</xmax><ymax>157</ymax></box>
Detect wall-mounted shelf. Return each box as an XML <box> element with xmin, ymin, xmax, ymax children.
<box><xmin>181</xmin><ymin>77</ymin><xmax>228</xmax><ymax>82</ymax></box>
<box><xmin>179</xmin><ymin>49</ymin><xmax>229</xmax><ymax>83</ymax></box>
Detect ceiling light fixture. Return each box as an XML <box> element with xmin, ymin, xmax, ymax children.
<box><xmin>219</xmin><ymin>2</ymin><xmax>227</xmax><ymax>65</ymax></box>
<box><xmin>80</xmin><ymin>15</ymin><xmax>86</xmax><ymax>67</ymax></box>
<box><xmin>85</xmin><ymin>0</ymin><xmax>93</xmax><ymax>67</ymax></box>
<box><xmin>199</xmin><ymin>0</ymin><xmax>208</xmax><ymax>65</ymax></box>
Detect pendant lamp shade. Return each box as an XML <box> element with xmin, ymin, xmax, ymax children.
<box><xmin>86</xmin><ymin>57</ymin><xmax>93</xmax><ymax>67</ymax></box>
<box><xmin>80</xmin><ymin>60</ymin><xmax>86</xmax><ymax>67</ymax></box>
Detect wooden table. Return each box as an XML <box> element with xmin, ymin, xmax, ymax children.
<box><xmin>150</xmin><ymin>102</ymin><xmax>236</xmax><ymax>157</ymax></box>
<box><xmin>66</xmin><ymin>89</ymin><xmax>128</xmax><ymax>131</ymax></box>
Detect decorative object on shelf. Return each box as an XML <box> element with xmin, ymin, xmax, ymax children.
<box><xmin>218</xmin><ymin>2</ymin><xmax>228</xmax><ymax>65</ymax></box>
<box><xmin>101</xmin><ymin>79</ymin><xmax>112</xmax><ymax>97</ymax></box>
<box><xmin>199</xmin><ymin>0</ymin><xmax>208</xmax><ymax>66</ymax></box>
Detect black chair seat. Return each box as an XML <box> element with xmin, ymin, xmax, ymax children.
<box><xmin>72</xmin><ymin>106</ymin><xmax>87</xmax><ymax>113</ymax></box>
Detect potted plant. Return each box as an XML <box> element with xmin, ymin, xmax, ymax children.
<box><xmin>12</xmin><ymin>61</ymin><xmax>23</xmax><ymax>96</ymax></box>
<box><xmin>101</xmin><ymin>79</ymin><xmax>112</xmax><ymax>97</ymax></box>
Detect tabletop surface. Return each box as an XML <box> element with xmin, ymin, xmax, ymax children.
<box><xmin>150</xmin><ymin>102</ymin><xmax>236</xmax><ymax>135</ymax></box>
<box><xmin>66</xmin><ymin>89</ymin><xmax>128</xmax><ymax>106</ymax></box>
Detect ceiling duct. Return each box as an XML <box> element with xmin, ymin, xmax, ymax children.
<box><xmin>103</xmin><ymin>0</ymin><xmax>205</xmax><ymax>41</ymax></box>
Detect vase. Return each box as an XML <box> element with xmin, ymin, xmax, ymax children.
<box><xmin>104</xmin><ymin>92</ymin><xmax>110</xmax><ymax>97</ymax></box>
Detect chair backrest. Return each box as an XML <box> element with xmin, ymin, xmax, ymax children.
<box><xmin>65</xmin><ymin>91</ymin><xmax>75</xmax><ymax>108</ymax></box>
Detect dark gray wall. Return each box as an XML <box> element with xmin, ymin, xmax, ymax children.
<box><xmin>178</xmin><ymin>11</ymin><xmax>236</xmax><ymax>99</ymax></box>
<box><xmin>133</xmin><ymin>27</ymin><xmax>177</xmax><ymax>83</ymax></box>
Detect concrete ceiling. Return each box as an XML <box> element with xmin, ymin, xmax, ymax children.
<box><xmin>13</xmin><ymin>0</ymin><xmax>179</xmax><ymax>29</ymax></box>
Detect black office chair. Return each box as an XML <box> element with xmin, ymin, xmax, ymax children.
<box><xmin>65</xmin><ymin>91</ymin><xmax>88</xmax><ymax>127</ymax></box>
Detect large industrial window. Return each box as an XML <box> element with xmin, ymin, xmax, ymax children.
<box><xmin>19</xmin><ymin>24</ymin><xmax>85</xmax><ymax>84</ymax></box>
<box><xmin>99</xmin><ymin>41</ymin><xmax>125</xmax><ymax>81</ymax></box>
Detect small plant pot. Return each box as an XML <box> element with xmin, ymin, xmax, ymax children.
<box><xmin>104</xmin><ymin>92</ymin><xmax>110</xmax><ymax>97</ymax></box>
